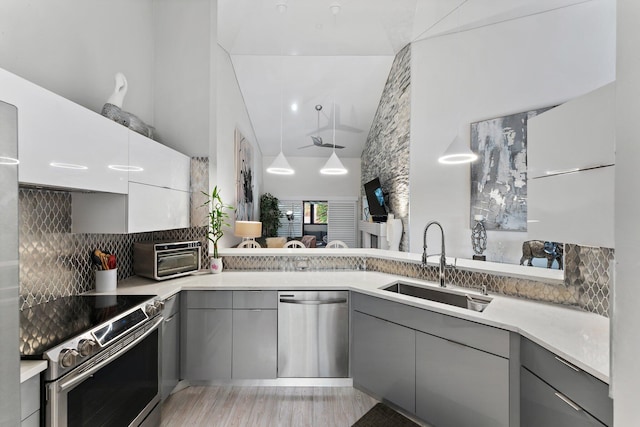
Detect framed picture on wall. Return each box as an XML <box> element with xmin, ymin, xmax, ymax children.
<box><xmin>235</xmin><ymin>129</ymin><xmax>254</xmax><ymax>221</ymax></box>
<box><xmin>470</xmin><ymin>106</ymin><xmax>554</xmax><ymax>231</ymax></box>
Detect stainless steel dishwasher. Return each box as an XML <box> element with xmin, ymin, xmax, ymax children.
<box><xmin>278</xmin><ymin>291</ymin><xmax>349</xmax><ymax>378</ymax></box>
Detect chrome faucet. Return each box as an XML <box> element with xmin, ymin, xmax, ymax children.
<box><xmin>422</xmin><ymin>221</ymin><xmax>448</xmax><ymax>287</ymax></box>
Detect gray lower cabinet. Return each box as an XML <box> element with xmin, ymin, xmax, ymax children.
<box><xmin>352</xmin><ymin>292</ymin><xmax>512</xmax><ymax>425</ymax></box>
<box><xmin>21</xmin><ymin>375</ymin><xmax>39</xmax><ymax>427</ymax></box>
<box><xmin>521</xmin><ymin>338</ymin><xmax>612</xmax><ymax>426</ymax></box>
<box><xmin>182</xmin><ymin>291</ymin><xmax>233</xmax><ymax>380</ymax></box>
<box><xmin>352</xmin><ymin>311</ymin><xmax>416</xmax><ymax>413</ymax></box>
<box><xmin>182</xmin><ymin>290</ymin><xmax>277</xmax><ymax>381</ymax></box>
<box><xmin>521</xmin><ymin>368</ymin><xmax>605</xmax><ymax>426</ymax></box>
<box><xmin>415</xmin><ymin>331</ymin><xmax>510</xmax><ymax>427</ymax></box>
<box><xmin>161</xmin><ymin>293</ymin><xmax>180</xmax><ymax>399</ymax></box>
<box><xmin>232</xmin><ymin>309</ymin><xmax>277</xmax><ymax>379</ymax></box>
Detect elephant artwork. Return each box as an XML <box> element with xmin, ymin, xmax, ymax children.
<box><xmin>520</xmin><ymin>240</ymin><xmax>563</xmax><ymax>269</ymax></box>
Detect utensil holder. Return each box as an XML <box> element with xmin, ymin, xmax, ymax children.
<box><xmin>95</xmin><ymin>268</ymin><xmax>117</xmax><ymax>292</ymax></box>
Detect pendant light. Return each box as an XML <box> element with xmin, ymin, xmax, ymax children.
<box><xmin>267</xmin><ymin>2</ymin><xmax>294</xmax><ymax>175</ymax></box>
<box><xmin>320</xmin><ymin>100</ymin><xmax>348</xmax><ymax>175</ymax></box>
<box><xmin>437</xmin><ymin>0</ymin><xmax>477</xmax><ymax>165</ymax></box>
<box><xmin>438</xmin><ymin>134</ymin><xmax>478</xmax><ymax>164</ymax></box>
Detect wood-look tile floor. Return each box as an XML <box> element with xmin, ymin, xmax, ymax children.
<box><xmin>160</xmin><ymin>386</ymin><xmax>378</xmax><ymax>427</ymax></box>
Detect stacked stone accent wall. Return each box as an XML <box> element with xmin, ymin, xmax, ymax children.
<box><xmin>361</xmin><ymin>44</ymin><xmax>411</xmax><ymax>251</ymax></box>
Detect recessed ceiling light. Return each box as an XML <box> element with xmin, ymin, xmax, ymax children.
<box><xmin>290</xmin><ymin>103</ymin><xmax>298</xmax><ymax>112</ymax></box>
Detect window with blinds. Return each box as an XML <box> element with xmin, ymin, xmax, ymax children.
<box><xmin>326</xmin><ymin>201</ymin><xmax>358</xmax><ymax>248</ymax></box>
<box><xmin>277</xmin><ymin>200</ymin><xmax>303</xmax><ymax>238</ymax></box>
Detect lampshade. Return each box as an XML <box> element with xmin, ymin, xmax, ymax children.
<box><xmin>320</xmin><ymin>152</ymin><xmax>348</xmax><ymax>175</ymax></box>
<box><xmin>266</xmin><ymin>152</ymin><xmax>294</xmax><ymax>175</ymax></box>
<box><xmin>234</xmin><ymin>221</ymin><xmax>262</xmax><ymax>238</ymax></box>
<box><xmin>438</xmin><ymin>135</ymin><xmax>478</xmax><ymax>165</ymax></box>
<box><xmin>320</xmin><ymin>100</ymin><xmax>348</xmax><ymax>175</ymax></box>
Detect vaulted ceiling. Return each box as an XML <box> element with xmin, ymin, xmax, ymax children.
<box><xmin>218</xmin><ymin>0</ymin><xmax>590</xmax><ymax>159</ymax></box>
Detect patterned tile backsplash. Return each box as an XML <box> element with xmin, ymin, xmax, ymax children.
<box><xmin>19</xmin><ymin>154</ymin><xmax>611</xmax><ymax>318</ymax></box>
<box><xmin>223</xmin><ymin>242</ymin><xmax>612</xmax><ymax>318</ymax></box>
<box><xmin>18</xmin><ymin>157</ymin><xmax>210</xmax><ymax>310</ymax></box>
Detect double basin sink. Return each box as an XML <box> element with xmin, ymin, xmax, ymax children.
<box><xmin>381</xmin><ymin>281</ymin><xmax>492</xmax><ymax>313</ymax></box>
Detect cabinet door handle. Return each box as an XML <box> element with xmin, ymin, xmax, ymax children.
<box><xmin>554</xmin><ymin>392</ymin><xmax>582</xmax><ymax>412</ymax></box>
<box><xmin>555</xmin><ymin>356</ymin><xmax>581</xmax><ymax>372</ymax></box>
<box><xmin>165</xmin><ymin>314</ymin><xmax>177</xmax><ymax>323</ymax></box>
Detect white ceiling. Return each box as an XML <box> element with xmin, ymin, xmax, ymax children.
<box><xmin>218</xmin><ymin>0</ymin><xmax>591</xmax><ymax>159</ymax></box>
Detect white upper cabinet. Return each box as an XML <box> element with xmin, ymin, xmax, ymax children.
<box><xmin>528</xmin><ymin>166</ymin><xmax>615</xmax><ymax>248</ymax></box>
<box><xmin>527</xmin><ymin>82</ymin><xmax>615</xmax><ymax>248</ymax></box>
<box><xmin>72</xmin><ymin>183</ymin><xmax>190</xmax><ymax>234</ymax></box>
<box><xmin>128</xmin><ymin>131</ymin><xmax>190</xmax><ymax>192</ymax></box>
<box><xmin>0</xmin><ymin>68</ymin><xmax>129</xmax><ymax>193</ymax></box>
<box><xmin>528</xmin><ymin>83</ymin><xmax>615</xmax><ymax>179</ymax></box>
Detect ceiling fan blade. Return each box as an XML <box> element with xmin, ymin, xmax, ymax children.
<box><xmin>319</xmin><ymin>143</ymin><xmax>345</xmax><ymax>149</ymax></box>
<box><xmin>311</xmin><ymin>136</ymin><xmax>323</xmax><ymax>146</ymax></box>
<box><xmin>297</xmin><ymin>144</ymin><xmax>314</xmax><ymax>149</ymax></box>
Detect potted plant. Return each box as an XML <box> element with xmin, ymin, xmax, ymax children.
<box><xmin>202</xmin><ymin>186</ymin><xmax>234</xmax><ymax>274</ymax></box>
<box><xmin>260</xmin><ymin>193</ymin><xmax>282</xmax><ymax>237</ymax></box>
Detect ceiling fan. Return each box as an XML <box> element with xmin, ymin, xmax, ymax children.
<box><xmin>298</xmin><ymin>105</ymin><xmax>345</xmax><ymax>150</ymax></box>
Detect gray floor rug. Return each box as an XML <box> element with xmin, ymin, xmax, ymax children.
<box><xmin>352</xmin><ymin>403</ymin><xmax>421</xmax><ymax>427</ymax></box>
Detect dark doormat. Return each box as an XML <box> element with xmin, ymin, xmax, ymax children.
<box><xmin>352</xmin><ymin>403</ymin><xmax>422</xmax><ymax>427</ymax></box>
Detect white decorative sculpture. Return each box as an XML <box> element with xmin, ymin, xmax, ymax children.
<box><xmin>385</xmin><ymin>213</ymin><xmax>403</xmax><ymax>251</ymax></box>
<box><xmin>101</xmin><ymin>72</ymin><xmax>154</xmax><ymax>138</ymax></box>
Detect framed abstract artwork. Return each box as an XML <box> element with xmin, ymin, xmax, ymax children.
<box><xmin>470</xmin><ymin>106</ymin><xmax>554</xmax><ymax>231</ymax></box>
<box><xmin>235</xmin><ymin>129</ymin><xmax>254</xmax><ymax>221</ymax></box>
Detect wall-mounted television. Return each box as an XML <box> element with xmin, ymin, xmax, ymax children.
<box><xmin>364</xmin><ymin>177</ymin><xmax>388</xmax><ymax>222</ymax></box>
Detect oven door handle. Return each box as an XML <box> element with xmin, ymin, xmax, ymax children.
<box><xmin>58</xmin><ymin>316</ymin><xmax>163</xmax><ymax>393</ymax></box>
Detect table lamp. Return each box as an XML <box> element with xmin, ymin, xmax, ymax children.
<box><xmin>235</xmin><ymin>221</ymin><xmax>262</xmax><ymax>242</ymax></box>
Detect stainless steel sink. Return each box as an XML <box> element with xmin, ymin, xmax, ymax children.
<box><xmin>381</xmin><ymin>281</ymin><xmax>492</xmax><ymax>312</ymax></box>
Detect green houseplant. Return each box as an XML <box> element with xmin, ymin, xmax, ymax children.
<box><xmin>202</xmin><ymin>186</ymin><xmax>234</xmax><ymax>273</ymax></box>
<box><xmin>260</xmin><ymin>193</ymin><xmax>281</xmax><ymax>237</ymax></box>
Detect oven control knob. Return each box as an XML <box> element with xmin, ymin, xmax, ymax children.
<box><xmin>77</xmin><ymin>339</ymin><xmax>96</xmax><ymax>357</ymax></box>
<box><xmin>145</xmin><ymin>301</ymin><xmax>163</xmax><ymax>317</ymax></box>
<box><xmin>59</xmin><ymin>348</ymin><xmax>79</xmax><ymax>368</ymax></box>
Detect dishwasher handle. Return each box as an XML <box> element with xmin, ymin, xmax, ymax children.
<box><xmin>279</xmin><ymin>298</ymin><xmax>347</xmax><ymax>305</ymax></box>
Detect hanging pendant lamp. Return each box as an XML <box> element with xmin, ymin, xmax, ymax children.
<box><xmin>266</xmin><ymin>81</ymin><xmax>294</xmax><ymax>174</ymax></box>
<box><xmin>438</xmin><ymin>134</ymin><xmax>478</xmax><ymax>164</ymax></box>
<box><xmin>320</xmin><ymin>100</ymin><xmax>348</xmax><ymax>175</ymax></box>
<box><xmin>438</xmin><ymin>2</ymin><xmax>477</xmax><ymax>166</ymax></box>
<box><xmin>267</xmin><ymin>12</ymin><xmax>294</xmax><ymax>176</ymax></box>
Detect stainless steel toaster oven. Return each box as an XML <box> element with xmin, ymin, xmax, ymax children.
<box><xmin>133</xmin><ymin>241</ymin><xmax>201</xmax><ymax>280</ymax></box>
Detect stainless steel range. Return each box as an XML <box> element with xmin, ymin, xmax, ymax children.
<box><xmin>20</xmin><ymin>294</ymin><xmax>164</xmax><ymax>427</ymax></box>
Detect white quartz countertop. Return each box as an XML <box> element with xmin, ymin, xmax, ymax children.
<box><xmin>104</xmin><ymin>270</ymin><xmax>609</xmax><ymax>383</ymax></box>
<box><xmin>20</xmin><ymin>360</ymin><xmax>47</xmax><ymax>383</ymax></box>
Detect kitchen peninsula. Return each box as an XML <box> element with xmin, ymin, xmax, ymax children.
<box><xmin>56</xmin><ymin>248</ymin><xmax>610</xmax><ymax>427</ymax></box>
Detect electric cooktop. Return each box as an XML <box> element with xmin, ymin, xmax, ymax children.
<box><xmin>19</xmin><ymin>294</ymin><xmax>157</xmax><ymax>358</ymax></box>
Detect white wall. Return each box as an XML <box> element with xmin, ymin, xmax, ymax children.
<box><xmin>216</xmin><ymin>45</ymin><xmax>262</xmax><ymax>249</ymax></box>
<box><xmin>613</xmin><ymin>0</ymin><xmax>639</xmax><ymax>423</ymax></box>
<box><xmin>262</xmin><ymin>156</ymin><xmax>361</xmax><ymax>201</ymax></box>
<box><xmin>153</xmin><ymin>0</ymin><xmax>213</xmax><ymax>156</ymax></box>
<box><xmin>409</xmin><ymin>0</ymin><xmax>616</xmax><ymax>263</ymax></box>
<box><xmin>0</xmin><ymin>0</ymin><xmax>154</xmax><ymax>125</ymax></box>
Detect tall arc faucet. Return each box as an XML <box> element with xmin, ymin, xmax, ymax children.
<box><xmin>422</xmin><ymin>221</ymin><xmax>448</xmax><ymax>287</ymax></box>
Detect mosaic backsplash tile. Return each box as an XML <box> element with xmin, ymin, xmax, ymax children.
<box><xmin>223</xmin><ymin>245</ymin><xmax>611</xmax><ymax>317</ymax></box>
<box><xmin>18</xmin><ymin>156</ymin><xmax>209</xmax><ymax>310</ymax></box>
<box><xmin>563</xmin><ymin>244</ymin><xmax>612</xmax><ymax>317</ymax></box>
<box><xmin>18</xmin><ymin>163</ymin><xmax>611</xmax><ymax>318</ymax></box>
<box><xmin>223</xmin><ymin>255</ymin><xmax>367</xmax><ymax>272</ymax></box>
